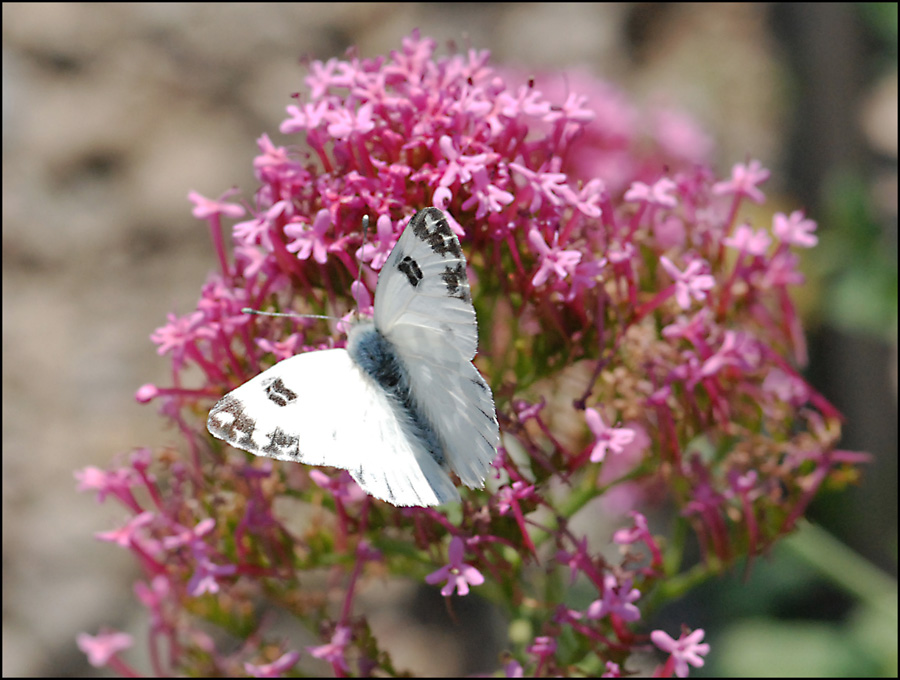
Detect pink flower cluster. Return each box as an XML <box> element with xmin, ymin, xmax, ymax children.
<box><xmin>77</xmin><ymin>32</ymin><xmax>866</xmax><ymax>677</ymax></box>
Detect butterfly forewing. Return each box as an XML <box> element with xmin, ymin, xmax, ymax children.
<box><xmin>375</xmin><ymin>207</ymin><xmax>478</xmax><ymax>361</ymax></box>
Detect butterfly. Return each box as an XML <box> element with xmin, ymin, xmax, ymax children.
<box><xmin>207</xmin><ymin>207</ymin><xmax>500</xmax><ymax>507</ymax></box>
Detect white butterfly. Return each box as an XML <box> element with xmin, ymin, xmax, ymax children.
<box><xmin>207</xmin><ymin>207</ymin><xmax>500</xmax><ymax>507</ymax></box>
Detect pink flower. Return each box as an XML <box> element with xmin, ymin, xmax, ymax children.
<box><xmin>74</xmin><ymin>465</ymin><xmax>138</xmax><ymax>506</ymax></box>
<box><xmin>528</xmin><ymin>635</ymin><xmax>557</xmax><ymax>659</ymax></box>
<box><xmin>514</xmin><ymin>398</ymin><xmax>546</xmax><ymax>422</ymax></box>
<box><xmin>309</xmin><ymin>469</ymin><xmax>368</xmax><ymax>503</ymax></box>
<box><xmin>326</xmin><ymin>102</ymin><xmax>375</xmax><ymax>139</ymax></box>
<box><xmin>624</xmin><ymin>177</ymin><xmax>678</xmax><ymax>207</ymax></box>
<box><xmin>436</xmin><ymin>135</ymin><xmax>492</xmax><ymax>188</ymax></box>
<box><xmin>602</xmin><ymin>660</ymin><xmax>623</xmax><ymax>677</ymax></box>
<box><xmin>528</xmin><ymin>635</ymin><xmax>557</xmax><ymax>674</ymax></box>
<box><xmin>651</xmin><ymin>627</ymin><xmax>711</xmax><ymax>678</ymax></box>
<box><xmin>134</xmin><ymin>575</ymin><xmax>169</xmax><ymax>630</ymax></box>
<box><xmin>188</xmin><ymin>188</ymin><xmax>245</xmax><ymax>220</ymax></box>
<box><xmin>762</xmin><ymin>367</ymin><xmax>809</xmax><ymax>405</ymax></box>
<box><xmin>149</xmin><ymin>310</ymin><xmax>206</xmax><ymax>359</ymax></box>
<box><xmin>613</xmin><ymin>511</ymin><xmax>663</xmax><ymax>568</ymax></box>
<box><xmin>586</xmin><ymin>574</ymin><xmax>642</xmax><ymax>622</ymax></box>
<box><xmin>77</xmin><ymin>629</ymin><xmax>133</xmax><ymax>668</ymax></box>
<box><xmin>280</xmin><ymin>99</ymin><xmax>331</xmax><ymax>134</ymax></box>
<box><xmin>425</xmin><ymin>536</ymin><xmax>485</xmax><ymax>596</ymax></box>
<box><xmin>186</xmin><ymin>546</ymin><xmax>236</xmax><ymax>597</ymax></box>
<box><xmin>304</xmin><ymin>57</ymin><xmax>345</xmax><ymax>98</ymax></box>
<box><xmin>529</xmin><ymin>228</ymin><xmax>583</xmax><ymax>286</ymax></box>
<box><xmin>712</xmin><ymin>159</ymin><xmax>770</xmax><ymax>203</ymax></box>
<box><xmin>496</xmin><ymin>480</ymin><xmax>536</xmax><ymax>515</ymax></box>
<box><xmin>95</xmin><ymin>511</ymin><xmax>154</xmax><ymax>548</ymax></box>
<box><xmin>161</xmin><ymin>517</ymin><xmax>215</xmax><ymax>550</ymax></box>
<box><xmin>307</xmin><ymin>625</ymin><xmax>352</xmax><ymax>674</ymax></box>
<box><xmin>700</xmin><ymin>330</ymin><xmax>760</xmax><ymax>377</ymax></box>
<box><xmin>723</xmin><ymin>223</ymin><xmax>772</xmax><ymax>255</ymax></box>
<box><xmin>555</xmin><ymin>535</ymin><xmax>590</xmax><ymax>585</ymax></box>
<box><xmin>585</xmin><ymin>408</ymin><xmax>636</xmax><ymax>463</ymax></box>
<box><xmin>284</xmin><ymin>208</ymin><xmax>332</xmax><ymax>264</ymax></box>
<box><xmin>773</xmin><ymin>210</ymin><xmax>818</xmax><ymax>247</ymax></box>
<box><xmin>660</xmin><ymin>256</ymin><xmax>716</xmax><ymax>309</ymax></box>
<box><xmin>509</xmin><ymin>163</ymin><xmax>579</xmax><ymax>212</ymax></box>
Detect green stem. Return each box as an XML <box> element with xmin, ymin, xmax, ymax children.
<box><xmin>785</xmin><ymin>520</ymin><xmax>897</xmax><ymax>619</ymax></box>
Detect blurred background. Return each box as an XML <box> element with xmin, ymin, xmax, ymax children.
<box><xmin>2</xmin><ymin>4</ymin><xmax>896</xmax><ymax>676</ymax></box>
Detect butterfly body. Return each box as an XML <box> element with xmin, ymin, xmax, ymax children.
<box><xmin>208</xmin><ymin>207</ymin><xmax>499</xmax><ymax>507</ymax></box>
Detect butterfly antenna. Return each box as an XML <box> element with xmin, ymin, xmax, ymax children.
<box><xmin>242</xmin><ymin>214</ymin><xmax>371</xmax><ymax>323</ymax></box>
<box><xmin>240</xmin><ymin>308</ymin><xmax>334</xmax><ymax>320</ymax></box>
<box><xmin>241</xmin><ymin>215</ymin><xmax>369</xmax><ymax>320</ymax></box>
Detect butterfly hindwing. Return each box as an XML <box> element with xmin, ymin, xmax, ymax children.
<box><xmin>391</xmin><ymin>335</ymin><xmax>499</xmax><ymax>487</ymax></box>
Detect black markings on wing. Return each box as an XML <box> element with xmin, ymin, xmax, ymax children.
<box><xmin>441</xmin><ymin>262</ymin><xmax>471</xmax><ymax>302</ymax></box>
<box><xmin>397</xmin><ymin>255</ymin><xmax>424</xmax><ymax>288</ymax></box>
<box><xmin>469</xmin><ymin>375</ymin><xmax>499</xmax><ymax>437</ymax></box>
<box><xmin>410</xmin><ymin>207</ymin><xmax>463</xmax><ymax>258</ymax></box>
<box><xmin>208</xmin><ymin>395</ymin><xmax>254</xmax><ymax>444</ymax></box>
<box><xmin>265</xmin><ymin>377</ymin><xmax>298</xmax><ymax>407</ymax></box>
<box><xmin>398</xmin><ymin>208</ymin><xmax>474</xmax><ymax>302</ymax></box>
<box><xmin>207</xmin><ymin>380</ymin><xmax>306</xmax><ymax>461</ymax></box>
<box><xmin>261</xmin><ymin>426</ymin><xmax>302</xmax><ymax>458</ymax></box>
<box><xmin>351</xmin><ymin>465</ymin><xmax>432</xmax><ymax>508</ymax></box>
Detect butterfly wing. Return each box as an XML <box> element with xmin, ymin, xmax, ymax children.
<box><xmin>374</xmin><ymin>207</ymin><xmax>500</xmax><ymax>489</ymax></box>
<box><xmin>207</xmin><ymin>348</ymin><xmax>459</xmax><ymax>506</ymax></box>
